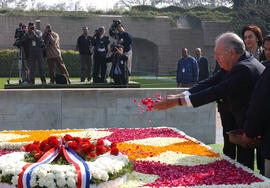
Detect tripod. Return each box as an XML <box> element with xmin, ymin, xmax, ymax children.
<box><xmin>7</xmin><ymin>47</ymin><xmax>26</xmax><ymax>85</ymax></box>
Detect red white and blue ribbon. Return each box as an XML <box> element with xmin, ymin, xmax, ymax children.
<box><xmin>18</xmin><ymin>143</ymin><xmax>90</xmax><ymax>188</ymax></box>
<box><xmin>63</xmin><ymin>147</ymin><xmax>90</xmax><ymax>188</ymax></box>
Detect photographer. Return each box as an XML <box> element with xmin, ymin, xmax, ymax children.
<box><xmin>109</xmin><ymin>20</ymin><xmax>133</xmax><ymax>79</ymax></box>
<box><xmin>21</xmin><ymin>22</ymin><xmax>46</xmax><ymax>85</ymax></box>
<box><xmin>14</xmin><ymin>23</ymin><xmax>29</xmax><ymax>84</ymax></box>
<box><xmin>106</xmin><ymin>44</ymin><xmax>129</xmax><ymax>86</ymax></box>
<box><xmin>76</xmin><ymin>26</ymin><xmax>93</xmax><ymax>82</ymax></box>
<box><xmin>42</xmin><ymin>24</ymin><xmax>71</xmax><ymax>84</ymax></box>
<box><xmin>92</xmin><ymin>26</ymin><xmax>110</xmax><ymax>83</ymax></box>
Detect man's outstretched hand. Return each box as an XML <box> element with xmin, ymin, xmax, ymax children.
<box><xmin>153</xmin><ymin>95</ymin><xmax>180</xmax><ymax>111</ymax></box>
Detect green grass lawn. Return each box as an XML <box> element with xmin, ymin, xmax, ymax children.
<box><xmin>0</xmin><ymin>77</ymin><xmax>177</xmax><ymax>89</ymax></box>
<box><xmin>208</xmin><ymin>144</ymin><xmax>223</xmax><ymax>154</ymax></box>
<box><xmin>208</xmin><ymin>144</ymin><xmax>260</xmax><ymax>173</ymax></box>
<box><xmin>131</xmin><ymin>77</ymin><xmax>176</xmax><ymax>88</ymax></box>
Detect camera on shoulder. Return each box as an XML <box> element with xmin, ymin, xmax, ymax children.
<box><xmin>46</xmin><ymin>24</ymin><xmax>51</xmax><ymax>33</ymax></box>
<box><xmin>13</xmin><ymin>23</ymin><xmax>27</xmax><ymax>48</ymax></box>
<box><xmin>94</xmin><ymin>27</ymin><xmax>103</xmax><ymax>38</ymax></box>
<box><xmin>109</xmin><ymin>19</ymin><xmax>121</xmax><ymax>39</ymax></box>
<box><xmin>112</xmin><ymin>20</ymin><xmax>121</xmax><ymax>29</ymax></box>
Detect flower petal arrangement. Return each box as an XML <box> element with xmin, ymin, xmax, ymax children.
<box><xmin>0</xmin><ymin>133</ymin><xmax>130</xmax><ymax>188</ymax></box>
<box><xmin>0</xmin><ymin>127</ymin><xmax>269</xmax><ymax>188</ymax></box>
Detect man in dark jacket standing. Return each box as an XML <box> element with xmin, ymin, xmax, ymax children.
<box><xmin>154</xmin><ymin>32</ymin><xmax>265</xmax><ymax>170</ymax></box>
<box><xmin>241</xmin><ymin>34</ymin><xmax>270</xmax><ymax>178</ymax></box>
<box><xmin>92</xmin><ymin>27</ymin><xmax>110</xmax><ymax>83</ymax></box>
<box><xmin>195</xmin><ymin>48</ymin><xmax>209</xmax><ymax>81</ymax></box>
<box><xmin>76</xmin><ymin>26</ymin><xmax>93</xmax><ymax>82</ymax></box>
<box><xmin>21</xmin><ymin>22</ymin><xmax>46</xmax><ymax>85</ymax></box>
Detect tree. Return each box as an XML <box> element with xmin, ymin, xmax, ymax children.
<box><xmin>14</xmin><ymin>0</ymin><xmax>28</xmax><ymax>8</ymax></box>
<box><xmin>233</xmin><ymin>1</ymin><xmax>270</xmax><ymax>34</ymax></box>
<box><xmin>0</xmin><ymin>0</ymin><xmax>27</xmax><ymax>9</ymax></box>
<box><xmin>165</xmin><ymin>0</ymin><xmax>231</xmax><ymax>8</ymax></box>
<box><xmin>115</xmin><ymin>0</ymin><xmax>232</xmax><ymax>9</ymax></box>
<box><xmin>35</xmin><ymin>2</ymin><xmax>48</xmax><ymax>10</ymax></box>
<box><xmin>231</xmin><ymin>0</ymin><xmax>269</xmax><ymax>10</ymax></box>
<box><xmin>1</xmin><ymin>0</ymin><xmax>13</xmax><ymax>8</ymax></box>
<box><xmin>115</xmin><ymin>0</ymin><xmax>164</xmax><ymax>9</ymax></box>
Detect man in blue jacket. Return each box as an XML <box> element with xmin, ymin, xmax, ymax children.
<box><xmin>176</xmin><ymin>48</ymin><xmax>198</xmax><ymax>87</ymax></box>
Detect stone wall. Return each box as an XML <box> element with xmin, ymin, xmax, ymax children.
<box><xmin>0</xmin><ymin>15</ymin><xmax>232</xmax><ymax>75</ymax></box>
<box><xmin>0</xmin><ymin>88</ymin><xmax>216</xmax><ymax>144</ymax></box>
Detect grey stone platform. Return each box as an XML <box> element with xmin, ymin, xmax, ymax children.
<box><xmin>4</xmin><ymin>80</ymin><xmax>140</xmax><ymax>89</ymax></box>
<box><xmin>0</xmin><ymin>88</ymin><xmax>216</xmax><ymax>144</ymax></box>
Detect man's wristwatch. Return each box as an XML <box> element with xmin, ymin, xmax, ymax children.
<box><xmin>178</xmin><ymin>97</ymin><xmax>182</xmax><ymax>106</ymax></box>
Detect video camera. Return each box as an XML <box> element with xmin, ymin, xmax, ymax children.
<box><xmin>13</xmin><ymin>23</ymin><xmax>26</xmax><ymax>48</ymax></box>
<box><xmin>46</xmin><ymin>24</ymin><xmax>51</xmax><ymax>33</ymax></box>
<box><xmin>28</xmin><ymin>22</ymin><xmax>35</xmax><ymax>31</ymax></box>
<box><xmin>94</xmin><ymin>27</ymin><xmax>104</xmax><ymax>39</ymax></box>
<box><xmin>109</xmin><ymin>19</ymin><xmax>121</xmax><ymax>39</ymax></box>
<box><xmin>110</xmin><ymin>42</ymin><xmax>123</xmax><ymax>54</ymax></box>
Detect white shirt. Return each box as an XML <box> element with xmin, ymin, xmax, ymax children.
<box><xmin>182</xmin><ymin>91</ymin><xmax>193</xmax><ymax>107</ymax></box>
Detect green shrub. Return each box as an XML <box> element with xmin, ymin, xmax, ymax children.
<box><xmin>211</xmin><ymin>6</ymin><xmax>232</xmax><ymax>13</ymax></box>
<box><xmin>94</xmin><ymin>10</ymin><xmax>105</xmax><ymax>14</ymax></box>
<box><xmin>0</xmin><ymin>49</ymin><xmax>81</xmax><ymax>77</ymax></box>
<box><xmin>190</xmin><ymin>6</ymin><xmax>208</xmax><ymax>12</ymax></box>
<box><xmin>0</xmin><ymin>49</ymin><xmax>18</xmax><ymax>77</ymax></box>
<box><xmin>159</xmin><ymin>6</ymin><xmax>187</xmax><ymax>13</ymax></box>
<box><xmin>105</xmin><ymin>10</ymin><xmax>122</xmax><ymax>15</ymax></box>
<box><xmin>61</xmin><ymin>50</ymin><xmax>80</xmax><ymax>77</ymax></box>
<box><xmin>0</xmin><ymin>6</ymin><xmax>233</xmax><ymax>22</ymax></box>
<box><xmin>131</xmin><ymin>5</ymin><xmax>158</xmax><ymax>12</ymax></box>
<box><xmin>0</xmin><ymin>8</ymin><xmax>11</xmax><ymax>14</ymax></box>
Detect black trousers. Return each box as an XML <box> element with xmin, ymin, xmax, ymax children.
<box><xmin>93</xmin><ymin>53</ymin><xmax>106</xmax><ymax>83</ymax></box>
<box><xmin>220</xmin><ymin>110</ymin><xmax>237</xmax><ymax>159</ymax></box>
<box><xmin>219</xmin><ymin>108</ymin><xmax>264</xmax><ymax>171</ymax></box>
<box><xmin>29</xmin><ymin>52</ymin><xmax>46</xmax><ymax>84</ymax></box>
<box><xmin>113</xmin><ymin>74</ymin><xmax>128</xmax><ymax>86</ymax></box>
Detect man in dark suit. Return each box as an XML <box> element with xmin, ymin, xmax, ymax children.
<box><xmin>241</xmin><ymin>34</ymin><xmax>270</xmax><ymax>178</ymax></box>
<box><xmin>195</xmin><ymin>48</ymin><xmax>209</xmax><ymax>81</ymax></box>
<box><xmin>153</xmin><ymin>32</ymin><xmax>265</xmax><ymax>170</ymax></box>
<box><xmin>213</xmin><ymin>62</ymin><xmax>237</xmax><ymax>160</ymax></box>
<box><xmin>76</xmin><ymin>26</ymin><xmax>93</xmax><ymax>82</ymax></box>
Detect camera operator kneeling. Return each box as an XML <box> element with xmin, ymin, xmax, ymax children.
<box><xmin>106</xmin><ymin>45</ymin><xmax>129</xmax><ymax>86</ymax></box>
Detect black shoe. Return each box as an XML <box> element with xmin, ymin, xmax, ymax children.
<box><xmin>80</xmin><ymin>79</ymin><xmax>85</xmax><ymax>82</ymax></box>
<box><xmin>87</xmin><ymin>78</ymin><xmax>91</xmax><ymax>82</ymax></box>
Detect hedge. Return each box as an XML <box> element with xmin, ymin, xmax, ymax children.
<box><xmin>0</xmin><ymin>6</ymin><xmax>233</xmax><ymax>22</ymax></box>
<box><xmin>159</xmin><ymin>6</ymin><xmax>187</xmax><ymax>13</ymax></box>
<box><xmin>0</xmin><ymin>49</ymin><xmax>81</xmax><ymax>77</ymax></box>
<box><xmin>131</xmin><ymin>5</ymin><xmax>159</xmax><ymax>12</ymax></box>
<box><xmin>131</xmin><ymin>5</ymin><xmax>232</xmax><ymax>14</ymax></box>
<box><xmin>211</xmin><ymin>6</ymin><xmax>232</xmax><ymax>13</ymax></box>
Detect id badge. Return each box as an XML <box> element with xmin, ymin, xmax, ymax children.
<box><xmin>182</xmin><ymin>68</ymin><xmax>185</xmax><ymax>73</ymax></box>
<box><xmin>32</xmin><ymin>41</ymin><xmax>36</xmax><ymax>47</ymax></box>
